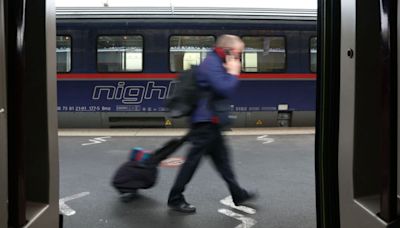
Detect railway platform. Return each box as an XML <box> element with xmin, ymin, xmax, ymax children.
<box><xmin>59</xmin><ymin>128</ymin><xmax>316</xmax><ymax>228</ymax></box>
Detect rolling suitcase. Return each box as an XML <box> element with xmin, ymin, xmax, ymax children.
<box><xmin>111</xmin><ymin>135</ymin><xmax>188</xmax><ymax>200</ymax></box>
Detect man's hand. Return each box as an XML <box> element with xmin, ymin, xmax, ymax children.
<box><xmin>224</xmin><ymin>56</ymin><xmax>241</xmax><ymax>76</ymax></box>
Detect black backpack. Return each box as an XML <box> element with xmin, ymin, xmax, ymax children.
<box><xmin>165</xmin><ymin>67</ymin><xmax>200</xmax><ymax>118</ymax></box>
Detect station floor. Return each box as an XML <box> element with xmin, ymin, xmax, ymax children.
<box><xmin>59</xmin><ymin>128</ymin><xmax>316</xmax><ymax>228</ymax></box>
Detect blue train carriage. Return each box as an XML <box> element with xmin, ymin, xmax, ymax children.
<box><xmin>55</xmin><ymin>7</ymin><xmax>317</xmax><ymax>128</ymax></box>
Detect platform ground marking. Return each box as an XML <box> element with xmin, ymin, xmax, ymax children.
<box><xmin>218</xmin><ymin>208</ymin><xmax>257</xmax><ymax>228</ymax></box>
<box><xmin>59</xmin><ymin>192</ymin><xmax>90</xmax><ymax>216</ymax></box>
<box><xmin>219</xmin><ymin>196</ymin><xmax>257</xmax><ymax>228</ymax></box>
<box><xmin>257</xmin><ymin>135</ymin><xmax>274</xmax><ymax>144</ymax></box>
<box><xmin>160</xmin><ymin>157</ymin><xmax>185</xmax><ymax>167</ymax></box>
<box><xmin>220</xmin><ymin>196</ymin><xmax>256</xmax><ymax>214</ymax></box>
<box><xmin>82</xmin><ymin>136</ymin><xmax>111</xmax><ymax>146</ymax></box>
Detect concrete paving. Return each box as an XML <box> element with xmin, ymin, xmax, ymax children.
<box><xmin>59</xmin><ymin>131</ymin><xmax>316</xmax><ymax>228</ymax></box>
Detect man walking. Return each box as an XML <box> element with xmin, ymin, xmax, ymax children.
<box><xmin>168</xmin><ymin>34</ymin><xmax>256</xmax><ymax>213</ymax></box>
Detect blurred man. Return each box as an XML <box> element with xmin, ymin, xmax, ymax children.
<box><xmin>168</xmin><ymin>35</ymin><xmax>256</xmax><ymax>213</ymax></box>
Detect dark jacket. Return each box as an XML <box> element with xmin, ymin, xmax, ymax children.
<box><xmin>191</xmin><ymin>51</ymin><xmax>239</xmax><ymax>126</ymax></box>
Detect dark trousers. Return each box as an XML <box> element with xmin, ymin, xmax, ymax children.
<box><xmin>168</xmin><ymin>122</ymin><xmax>248</xmax><ymax>205</ymax></box>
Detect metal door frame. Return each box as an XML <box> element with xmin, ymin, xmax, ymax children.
<box><xmin>0</xmin><ymin>0</ymin><xmax>8</xmax><ymax>226</ymax></box>
<box><xmin>317</xmin><ymin>0</ymin><xmax>400</xmax><ymax>227</ymax></box>
<box><xmin>315</xmin><ymin>0</ymin><xmax>342</xmax><ymax>226</ymax></box>
<box><xmin>338</xmin><ymin>0</ymin><xmax>400</xmax><ymax>227</ymax></box>
<box><xmin>3</xmin><ymin>0</ymin><xmax>59</xmax><ymax>226</ymax></box>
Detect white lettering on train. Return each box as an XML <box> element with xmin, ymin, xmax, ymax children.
<box><xmin>92</xmin><ymin>81</ymin><xmax>177</xmax><ymax>104</ymax></box>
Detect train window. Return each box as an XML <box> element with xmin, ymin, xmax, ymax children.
<box><xmin>56</xmin><ymin>36</ymin><xmax>72</xmax><ymax>73</ymax></box>
<box><xmin>97</xmin><ymin>36</ymin><xmax>143</xmax><ymax>72</ymax></box>
<box><xmin>169</xmin><ymin>36</ymin><xmax>215</xmax><ymax>72</ymax></box>
<box><xmin>310</xmin><ymin>37</ymin><xmax>317</xmax><ymax>72</ymax></box>
<box><xmin>242</xmin><ymin>36</ymin><xmax>286</xmax><ymax>72</ymax></box>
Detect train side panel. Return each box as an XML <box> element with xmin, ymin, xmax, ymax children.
<box><xmin>56</xmin><ymin>19</ymin><xmax>317</xmax><ymax>128</ymax></box>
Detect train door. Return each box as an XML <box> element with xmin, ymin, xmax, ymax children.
<box><xmin>317</xmin><ymin>0</ymin><xmax>400</xmax><ymax>227</ymax></box>
<box><xmin>0</xmin><ymin>0</ymin><xmax>7</xmax><ymax>227</ymax></box>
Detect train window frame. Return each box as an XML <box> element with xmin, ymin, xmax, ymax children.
<box><xmin>56</xmin><ymin>35</ymin><xmax>72</xmax><ymax>73</ymax></box>
<box><xmin>309</xmin><ymin>36</ymin><xmax>317</xmax><ymax>73</ymax></box>
<box><xmin>96</xmin><ymin>34</ymin><xmax>144</xmax><ymax>73</ymax></box>
<box><xmin>168</xmin><ymin>34</ymin><xmax>216</xmax><ymax>73</ymax></box>
<box><xmin>240</xmin><ymin>35</ymin><xmax>288</xmax><ymax>73</ymax></box>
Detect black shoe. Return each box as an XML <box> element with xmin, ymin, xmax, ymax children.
<box><xmin>234</xmin><ymin>190</ymin><xmax>258</xmax><ymax>206</ymax></box>
<box><xmin>168</xmin><ymin>202</ymin><xmax>196</xmax><ymax>213</ymax></box>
